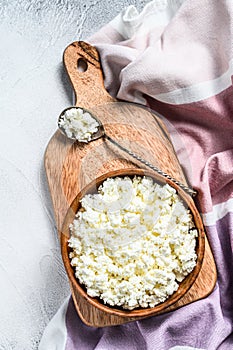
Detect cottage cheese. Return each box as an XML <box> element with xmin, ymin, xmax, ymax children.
<box><xmin>68</xmin><ymin>176</ymin><xmax>198</xmax><ymax>310</ymax></box>
<box><xmin>58</xmin><ymin>107</ymin><xmax>99</xmax><ymax>142</ymax></box>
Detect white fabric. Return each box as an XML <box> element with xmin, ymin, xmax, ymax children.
<box><xmin>202</xmin><ymin>198</ymin><xmax>233</xmax><ymax>226</ymax></box>
<box><xmin>39</xmin><ymin>296</ymin><xmax>69</xmax><ymax>350</ymax></box>
<box><xmin>153</xmin><ymin>60</ymin><xmax>233</xmax><ymax>104</ymax></box>
<box><xmin>111</xmin><ymin>0</ymin><xmax>186</xmax><ymax>38</ymax></box>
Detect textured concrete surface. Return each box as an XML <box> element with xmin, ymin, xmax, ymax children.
<box><xmin>0</xmin><ymin>1</ymin><xmax>149</xmax><ymax>349</ymax></box>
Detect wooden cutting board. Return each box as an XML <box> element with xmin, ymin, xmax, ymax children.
<box><xmin>44</xmin><ymin>41</ymin><xmax>217</xmax><ymax>327</ymax></box>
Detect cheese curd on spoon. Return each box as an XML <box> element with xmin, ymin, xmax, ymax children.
<box><xmin>68</xmin><ymin>176</ymin><xmax>198</xmax><ymax>310</ymax></box>
<box><xmin>58</xmin><ymin>107</ymin><xmax>99</xmax><ymax>142</ymax></box>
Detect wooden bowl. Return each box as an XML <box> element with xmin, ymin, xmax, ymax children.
<box><xmin>60</xmin><ymin>168</ymin><xmax>205</xmax><ymax>319</ymax></box>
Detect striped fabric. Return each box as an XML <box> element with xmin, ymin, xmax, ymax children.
<box><xmin>39</xmin><ymin>1</ymin><xmax>233</xmax><ymax>349</ymax></box>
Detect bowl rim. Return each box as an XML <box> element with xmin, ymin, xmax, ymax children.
<box><xmin>60</xmin><ymin>168</ymin><xmax>205</xmax><ymax>318</ymax></box>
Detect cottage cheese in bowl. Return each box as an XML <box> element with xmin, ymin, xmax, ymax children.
<box><xmin>68</xmin><ymin>175</ymin><xmax>198</xmax><ymax>310</ymax></box>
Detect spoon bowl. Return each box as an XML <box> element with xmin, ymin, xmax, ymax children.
<box><xmin>58</xmin><ymin>106</ymin><xmax>105</xmax><ymax>142</ymax></box>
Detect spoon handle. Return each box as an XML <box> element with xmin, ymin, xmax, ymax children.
<box><xmin>104</xmin><ymin>134</ymin><xmax>197</xmax><ymax>197</ymax></box>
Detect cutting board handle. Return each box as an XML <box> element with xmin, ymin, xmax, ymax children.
<box><xmin>63</xmin><ymin>41</ymin><xmax>116</xmax><ymax>108</ymax></box>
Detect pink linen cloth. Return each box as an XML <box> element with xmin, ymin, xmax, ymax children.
<box><xmin>39</xmin><ymin>1</ymin><xmax>233</xmax><ymax>349</ymax></box>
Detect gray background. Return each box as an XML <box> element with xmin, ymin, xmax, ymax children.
<box><xmin>0</xmin><ymin>1</ymin><xmax>148</xmax><ymax>349</ymax></box>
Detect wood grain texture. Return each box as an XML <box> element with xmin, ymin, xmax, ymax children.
<box><xmin>44</xmin><ymin>41</ymin><xmax>217</xmax><ymax>327</ymax></box>
<box><xmin>63</xmin><ymin>41</ymin><xmax>116</xmax><ymax>109</ymax></box>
